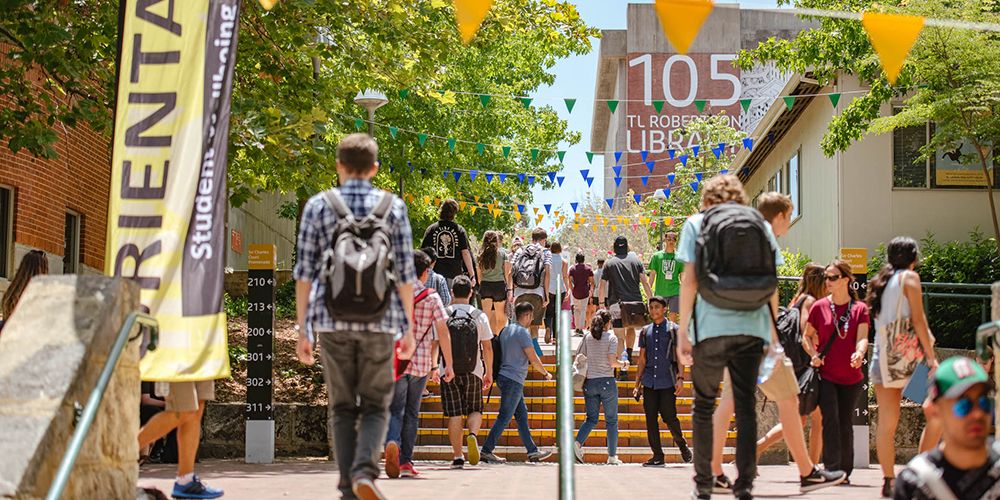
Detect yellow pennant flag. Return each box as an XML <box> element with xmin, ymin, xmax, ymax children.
<box><xmin>611</xmin><ymin>224</ymin><xmax>618</xmax><ymax>231</ymax></box>
<box><xmin>469</xmin><ymin>205</ymin><xmax>478</xmax><ymax>215</ymax></box>
<box><xmin>259</xmin><ymin>0</ymin><xmax>277</xmax><ymax>10</ymax></box>
<box><xmin>533</xmin><ymin>207</ymin><xmax>540</xmax><ymax>215</ymax></box>
<box><xmin>666</xmin><ymin>217</ymin><xmax>674</xmax><ymax>226</ymax></box>
<box><xmin>459</xmin><ymin>201</ymin><xmax>468</xmax><ymax>211</ymax></box>
<box><xmin>453</xmin><ymin>0</ymin><xmax>494</xmax><ymax>44</ymax></box>
<box><xmin>514</xmin><ymin>212</ymin><xmax>522</xmax><ymax>221</ymax></box>
<box><xmin>553</xmin><ymin>210</ymin><xmax>560</xmax><ymax>217</ymax></box>
<box><xmin>435</xmin><ymin>197</ymin><xmax>442</xmax><ymax>205</ymax></box>
<box><xmin>423</xmin><ymin>196</ymin><xmax>431</xmax><ymax>205</ymax></box>
<box><xmin>492</xmin><ymin>209</ymin><xmax>500</xmax><ymax>218</ymax></box>
<box><xmin>653</xmin><ymin>0</ymin><xmax>714</xmax><ymax>55</ymax></box>
<box><xmin>573</xmin><ymin>224</ymin><xmax>580</xmax><ymax>231</ymax></box>
<box><xmin>474</xmin><ymin>195</ymin><xmax>481</xmax><ymax>202</ymax></box>
<box><xmin>862</xmin><ymin>11</ymin><xmax>924</xmax><ymax>85</ymax></box>
<box><xmin>579</xmin><ymin>217</ymin><xmax>586</xmax><ymax>224</ymax></box>
<box><xmin>592</xmin><ymin>225</ymin><xmax>599</xmax><ymax>233</ymax></box>
<box><xmin>536</xmin><ymin>215</ymin><xmax>544</xmax><ymax>224</ymax></box>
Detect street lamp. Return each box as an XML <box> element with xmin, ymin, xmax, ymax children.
<box><xmin>651</xmin><ymin>189</ymin><xmax>667</xmax><ymax>251</ymax></box>
<box><xmin>354</xmin><ymin>89</ymin><xmax>388</xmax><ymax>136</ymax></box>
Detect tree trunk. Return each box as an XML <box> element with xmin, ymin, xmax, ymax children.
<box><xmin>975</xmin><ymin>144</ymin><xmax>1000</xmax><ymax>254</ymax></box>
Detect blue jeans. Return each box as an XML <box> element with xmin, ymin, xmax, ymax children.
<box><xmin>481</xmin><ymin>374</ymin><xmax>538</xmax><ymax>454</ymax></box>
<box><xmin>575</xmin><ymin>377</ymin><xmax>619</xmax><ymax>456</ymax></box>
<box><xmin>386</xmin><ymin>373</ymin><xmax>428</xmax><ymax>464</ymax></box>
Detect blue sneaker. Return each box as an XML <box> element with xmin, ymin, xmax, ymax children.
<box><xmin>172</xmin><ymin>476</ymin><xmax>224</xmax><ymax>499</ymax></box>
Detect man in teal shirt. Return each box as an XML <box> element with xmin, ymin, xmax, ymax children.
<box><xmin>647</xmin><ymin>231</ymin><xmax>683</xmax><ymax>321</ymax></box>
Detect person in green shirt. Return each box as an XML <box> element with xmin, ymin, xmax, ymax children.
<box><xmin>647</xmin><ymin>231</ymin><xmax>683</xmax><ymax>321</ymax></box>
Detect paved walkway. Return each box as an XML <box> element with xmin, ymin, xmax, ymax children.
<box><xmin>140</xmin><ymin>459</ymin><xmax>888</xmax><ymax>499</ymax></box>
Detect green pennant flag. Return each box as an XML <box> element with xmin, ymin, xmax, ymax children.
<box><xmin>739</xmin><ymin>98</ymin><xmax>752</xmax><ymax>112</ymax></box>
<box><xmin>520</xmin><ymin>97</ymin><xmax>533</xmax><ymax>109</ymax></box>
<box><xmin>564</xmin><ymin>98</ymin><xmax>577</xmax><ymax>113</ymax></box>
<box><xmin>652</xmin><ymin>100</ymin><xmax>665</xmax><ymax>114</ymax></box>
<box><xmin>354</xmin><ymin>118</ymin><xmax>363</xmax><ymax>130</ymax></box>
<box><xmin>783</xmin><ymin>96</ymin><xmax>796</xmax><ymax>111</ymax></box>
<box><xmin>607</xmin><ymin>100</ymin><xmax>619</xmax><ymax>113</ymax></box>
<box><xmin>438</xmin><ymin>89</ymin><xmax>447</xmax><ymax>96</ymax></box>
<box><xmin>530</xmin><ymin>148</ymin><xmax>539</xmax><ymax>162</ymax></box>
<box><xmin>502</xmin><ymin>146</ymin><xmax>511</xmax><ymax>158</ymax></box>
<box><xmin>479</xmin><ymin>94</ymin><xmax>491</xmax><ymax>108</ymax></box>
<box><xmin>694</xmin><ymin>100</ymin><xmax>707</xmax><ymax>113</ymax></box>
<box><xmin>586</xmin><ymin>151</ymin><xmax>594</xmax><ymax>164</ymax></box>
<box><xmin>557</xmin><ymin>151</ymin><xmax>566</xmax><ymax>163</ymax></box>
<box><xmin>418</xmin><ymin>133</ymin><xmax>428</xmax><ymax>146</ymax></box>
<box><xmin>476</xmin><ymin>143</ymin><xmax>486</xmax><ymax>155</ymax></box>
<box><xmin>828</xmin><ymin>93</ymin><xmax>841</xmax><ymax>108</ymax></box>
<box><xmin>448</xmin><ymin>138</ymin><xmax>456</xmax><ymax>151</ymax></box>
<box><xmin>389</xmin><ymin>126</ymin><xmax>399</xmax><ymax>139</ymax></box>
<box><xmin>398</xmin><ymin>89</ymin><xmax>410</xmax><ymax>99</ymax></box>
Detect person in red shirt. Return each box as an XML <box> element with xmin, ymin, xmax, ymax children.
<box><xmin>802</xmin><ymin>259</ymin><xmax>870</xmax><ymax>481</ymax></box>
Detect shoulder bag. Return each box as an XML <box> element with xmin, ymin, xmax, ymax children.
<box><xmin>797</xmin><ymin>325</ymin><xmax>839</xmax><ymax>416</ymax></box>
<box><xmin>878</xmin><ymin>272</ymin><xmax>935</xmax><ymax>388</ymax></box>
<box><xmin>572</xmin><ymin>335</ymin><xmax>589</xmax><ymax>392</ymax></box>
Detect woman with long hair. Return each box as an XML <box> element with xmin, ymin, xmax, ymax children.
<box><xmin>573</xmin><ymin>309</ymin><xmax>628</xmax><ymax>465</ymax></box>
<box><xmin>1</xmin><ymin>250</ymin><xmax>49</xmax><ymax>331</ymax></box>
<box><xmin>476</xmin><ymin>231</ymin><xmax>510</xmax><ymax>336</ymax></box>
<box><xmin>867</xmin><ymin>237</ymin><xmax>939</xmax><ymax>497</ymax></box>
<box><xmin>802</xmin><ymin>260</ymin><xmax>870</xmax><ymax>483</ymax></box>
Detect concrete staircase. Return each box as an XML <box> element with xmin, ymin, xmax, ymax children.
<box><xmin>415</xmin><ymin>346</ymin><xmax>737</xmax><ymax>464</ymax></box>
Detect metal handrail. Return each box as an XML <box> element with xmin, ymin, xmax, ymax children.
<box><xmin>45</xmin><ymin>312</ymin><xmax>159</xmax><ymax>500</ymax></box>
<box><xmin>555</xmin><ymin>279</ymin><xmax>575</xmax><ymax>499</ymax></box>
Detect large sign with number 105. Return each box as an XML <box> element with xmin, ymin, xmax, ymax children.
<box><xmin>628</xmin><ymin>53</ymin><xmax>741</xmax><ymax>108</ymax></box>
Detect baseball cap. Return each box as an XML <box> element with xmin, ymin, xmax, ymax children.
<box><xmin>613</xmin><ymin>236</ymin><xmax>628</xmax><ymax>255</ymax></box>
<box><xmin>930</xmin><ymin>356</ymin><xmax>989</xmax><ymax>400</ymax></box>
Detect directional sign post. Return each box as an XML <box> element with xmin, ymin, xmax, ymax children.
<box><xmin>246</xmin><ymin>244</ymin><xmax>275</xmax><ymax>464</ymax></box>
<box><xmin>841</xmin><ymin>247</ymin><xmax>870</xmax><ymax>469</ymax></box>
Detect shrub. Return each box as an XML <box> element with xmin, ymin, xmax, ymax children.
<box><xmin>778</xmin><ymin>249</ymin><xmax>813</xmax><ymax>307</ymax></box>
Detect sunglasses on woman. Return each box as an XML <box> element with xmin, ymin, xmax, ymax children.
<box><xmin>825</xmin><ymin>273</ymin><xmax>843</xmax><ymax>282</ymax></box>
<box><xmin>953</xmin><ymin>394</ymin><xmax>994</xmax><ymax>418</ymax></box>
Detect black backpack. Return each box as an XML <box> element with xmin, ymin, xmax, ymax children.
<box><xmin>776</xmin><ymin>297</ymin><xmax>810</xmax><ymax>376</ymax></box>
<box><xmin>448</xmin><ymin>308</ymin><xmax>480</xmax><ymax>375</ymax></box>
<box><xmin>512</xmin><ymin>245</ymin><xmax>545</xmax><ymax>289</ymax></box>
<box><xmin>695</xmin><ymin>202</ymin><xmax>778</xmax><ymax>311</ymax></box>
<box><xmin>491</xmin><ymin>325</ymin><xmax>506</xmax><ymax>380</ymax></box>
<box><xmin>320</xmin><ymin>189</ymin><xmax>396</xmax><ymax>322</ymax></box>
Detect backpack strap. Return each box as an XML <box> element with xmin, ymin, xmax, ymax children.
<box><xmin>369</xmin><ymin>191</ymin><xmax>395</xmax><ymax>222</ymax></box>
<box><xmin>909</xmin><ymin>454</ymin><xmax>959</xmax><ymax>500</ymax></box>
<box><xmin>322</xmin><ymin>189</ymin><xmax>353</xmax><ymax>221</ymax></box>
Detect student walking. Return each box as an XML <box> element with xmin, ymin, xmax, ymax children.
<box><xmin>802</xmin><ymin>260</ymin><xmax>870</xmax><ymax>481</ymax></box>
<box><xmin>385</xmin><ymin>250</ymin><xmax>454</xmax><ymax>479</ymax></box>
<box><xmin>568</xmin><ymin>252</ymin><xmax>594</xmax><ymax>335</ymax></box>
<box><xmin>573</xmin><ymin>309</ymin><xmax>628</xmax><ymax>465</ymax></box>
<box><xmin>476</xmin><ymin>231</ymin><xmax>510</xmax><ymax>337</ymax></box>
<box><xmin>633</xmin><ymin>297</ymin><xmax>691</xmax><ymax>466</ymax></box>
<box><xmin>544</xmin><ymin>242</ymin><xmax>570</xmax><ymax>344</ymax></box>
<box><xmin>422</xmin><ymin>247</ymin><xmax>452</xmax><ymax>306</ymax></box>
<box><xmin>587</xmin><ymin>258</ymin><xmax>605</xmax><ymax>325</ymax></box>
<box><xmin>647</xmin><ymin>232</ymin><xmax>683</xmax><ymax>322</ymax></box>
<box><xmin>893</xmin><ymin>357</ymin><xmax>1000</xmax><ymax>499</ymax></box>
<box><xmin>422</xmin><ymin>199</ymin><xmax>476</xmax><ymax>287</ymax></box>
<box><xmin>441</xmin><ymin>276</ymin><xmax>494</xmax><ymax>469</ymax></box>
<box><xmin>480</xmin><ymin>301</ymin><xmax>554</xmax><ymax>464</ymax></box>
<box><xmin>598</xmin><ymin>236</ymin><xmax>653</xmax><ymax>368</ymax></box>
<box><xmin>867</xmin><ymin>236</ymin><xmax>940</xmax><ymax>497</ymax></box>
<box><xmin>294</xmin><ymin>133</ymin><xmax>417</xmax><ymax>500</ymax></box>
<box><xmin>510</xmin><ymin>228</ymin><xmax>551</xmax><ymax>352</ymax></box>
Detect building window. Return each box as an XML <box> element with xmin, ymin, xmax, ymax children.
<box><xmin>787</xmin><ymin>150</ymin><xmax>801</xmax><ymax>219</ymax></box>
<box><xmin>64</xmin><ymin>212</ymin><xmax>80</xmax><ymax>274</ymax></box>
<box><xmin>0</xmin><ymin>187</ymin><xmax>11</xmax><ymax>279</ymax></box>
<box><xmin>892</xmin><ymin>106</ymin><xmax>998</xmax><ymax>189</ymax></box>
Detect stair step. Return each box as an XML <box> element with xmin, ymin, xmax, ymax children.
<box><xmin>418</xmin><ymin>411</ymin><xmax>693</xmax><ymax>423</ymax></box>
<box><xmin>410</xmin><ymin>445</ymin><xmax>734</xmax><ymax>464</ymax></box>
<box><xmin>414</xmin><ymin>428</ymin><xmax>734</xmax><ymax>448</ymax></box>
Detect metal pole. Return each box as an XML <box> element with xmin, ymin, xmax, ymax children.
<box><xmin>366</xmin><ymin>108</ymin><xmax>375</xmax><ymax>136</ymax></box>
<box><xmin>555</xmin><ymin>279</ymin><xmax>575</xmax><ymax>499</ymax></box>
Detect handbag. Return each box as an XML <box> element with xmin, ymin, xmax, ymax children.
<box><xmin>797</xmin><ymin>328</ymin><xmax>839</xmax><ymax>415</ymax></box>
<box><xmin>878</xmin><ymin>272</ymin><xmax>935</xmax><ymax>388</ymax></box>
<box><xmin>572</xmin><ymin>336</ymin><xmax>589</xmax><ymax>392</ymax></box>
<box><xmin>393</xmin><ymin>288</ymin><xmax>432</xmax><ymax>380</ymax></box>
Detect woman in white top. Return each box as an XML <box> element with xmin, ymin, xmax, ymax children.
<box><xmin>573</xmin><ymin>309</ymin><xmax>628</xmax><ymax>465</ymax></box>
<box><xmin>544</xmin><ymin>242</ymin><xmax>570</xmax><ymax>345</ymax></box>
<box><xmin>866</xmin><ymin>236</ymin><xmax>940</xmax><ymax>498</ymax></box>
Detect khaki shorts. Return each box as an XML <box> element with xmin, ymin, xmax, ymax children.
<box><xmin>158</xmin><ymin>380</ymin><xmax>215</xmax><ymax>412</ymax></box>
<box><xmin>514</xmin><ymin>293</ymin><xmax>545</xmax><ymax>326</ymax></box>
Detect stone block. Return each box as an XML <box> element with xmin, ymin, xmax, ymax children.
<box><xmin>868</xmin><ymin>402</ymin><xmax>924</xmax><ymax>463</ymax></box>
<box><xmin>0</xmin><ymin>276</ymin><xmax>141</xmax><ymax>499</ymax></box>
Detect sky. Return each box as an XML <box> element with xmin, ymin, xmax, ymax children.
<box><xmin>527</xmin><ymin>0</ymin><xmax>779</xmax><ymax>227</ymax></box>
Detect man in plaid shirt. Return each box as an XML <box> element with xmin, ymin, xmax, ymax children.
<box><xmin>385</xmin><ymin>250</ymin><xmax>454</xmax><ymax>479</ymax></box>
<box><xmin>294</xmin><ymin>134</ymin><xmax>417</xmax><ymax>500</ymax></box>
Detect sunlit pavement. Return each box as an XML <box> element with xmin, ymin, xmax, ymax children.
<box><xmin>140</xmin><ymin>458</ymin><xmax>889</xmax><ymax>499</ymax></box>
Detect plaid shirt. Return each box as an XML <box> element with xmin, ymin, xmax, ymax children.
<box><xmin>294</xmin><ymin>179</ymin><xmax>416</xmax><ymax>338</ymax></box>
<box><xmin>406</xmin><ymin>281</ymin><xmax>447</xmax><ymax>377</ymax></box>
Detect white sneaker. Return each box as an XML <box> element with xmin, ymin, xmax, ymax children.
<box><xmin>573</xmin><ymin>442</ymin><xmax>584</xmax><ymax>464</ymax></box>
<box><xmin>607</xmin><ymin>456</ymin><xmax>623</xmax><ymax>465</ymax></box>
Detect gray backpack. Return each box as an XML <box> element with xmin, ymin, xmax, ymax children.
<box><xmin>320</xmin><ymin>189</ymin><xmax>396</xmax><ymax>322</ymax></box>
<box><xmin>512</xmin><ymin>245</ymin><xmax>544</xmax><ymax>289</ymax></box>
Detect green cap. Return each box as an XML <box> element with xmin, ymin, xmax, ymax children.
<box><xmin>931</xmin><ymin>356</ymin><xmax>989</xmax><ymax>400</ymax></box>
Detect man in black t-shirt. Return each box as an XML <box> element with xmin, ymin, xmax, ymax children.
<box><xmin>894</xmin><ymin>356</ymin><xmax>1000</xmax><ymax>500</ymax></box>
<box><xmin>597</xmin><ymin>236</ymin><xmax>652</xmax><ymax>369</ymax></box>
<box><xmin>421</xmin><ymin>199</ymin><xmax>476</xmax><ymax>287</ymax></box>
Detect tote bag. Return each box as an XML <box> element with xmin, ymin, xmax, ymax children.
<box><xmin>572</xmin><ymin>336</ymin><xmax>589</xmax><ymax>392</ymax></box>
<box><xmin>877</xmin><ymin>275</ymin><xmax>935</xmax><ymax>388</ymax></box>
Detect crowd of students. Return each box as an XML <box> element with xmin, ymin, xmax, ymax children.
<box><xmin>288</xmin><ymin>134</ymin><xmax>998</xmax><ymax>500</ymax></box>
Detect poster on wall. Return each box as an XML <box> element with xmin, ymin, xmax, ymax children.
<box><xmin>935</xmin><ymin>142</ymin><xmax>994</xmax><ymax>187</ymax></box>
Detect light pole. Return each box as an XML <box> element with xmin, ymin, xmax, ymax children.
<box><xmin>354</xmin><ymin>90</ymin><xmax>399</xmax><ymax>194</ymax></box>
<box><xmin>652</xmin><ymin>189</ymin><xmax>667</xmax><ymax>251</ymax></box>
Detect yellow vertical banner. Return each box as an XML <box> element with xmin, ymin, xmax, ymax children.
<box><xmin>862</xmin><ymin>12</ymin><xmax>924</xmax><ymax>85</ymax></box>
<box><xmin>107</xmin><ymin>0</ymin><xmax>242</xmax><ymax>381</ymax></box>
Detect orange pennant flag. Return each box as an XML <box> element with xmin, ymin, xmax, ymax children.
<box><xmin>423</xmin><ymin>196</ymin><xmax>431</xmax><ymax>205</ymax></box>
<box><xmin>591</xmin><ymin>225</ymin><xmax>599</xmax><ymax>233</ymax></box>
<box><xmin>459</xmin><ymin>201</ymin><xmax>468</xmax><ymax>211</ymax></box>
<box><xmin>666</xmin><ymin>217</ymin><xmax>674</xmax><ymax>226</ymax></box>
<box><xmin>536</xmin><ymin>215</ymin><xmax>544</xmax><ymax>224</ymax></box>
<box><xmin>258</xmin><ymin>0</ymin><xmax>277</xmax><ymax>10</ymax></box>
<box><xmin>453</xmin><ymin>0</ymin><xmax>494</xmax><ymax>44</ymax></box>
<box><xmin>862</xmin><ymin>11</ymin><xmax>924</xmax><ymax>85</ymax></box>
<box><xmin>653</xmin><ymin>0</ymin><xmax>714</xmax><ymax>55</ymax></box>
<box><xmin>573</xmin><ymin>224</ymin><xmax>580</xmax><ymax>231</ymax></box>
<box><xmin>533</xmin><ymin>207</ymin><xmax>540</xmax><ymax>215</ymax></box>
<box><xmin>470</xmin><ymin>206</ymin><xmax>478</xmax><ymax>215</ymax></box>
<box><xmin>474</xmin><ymin>195</ymin><xmax>481</xmax><ymax>202</ymax></box>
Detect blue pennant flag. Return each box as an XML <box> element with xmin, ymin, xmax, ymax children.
<box><xmin>641</xmin><ymin>176</ymin><xmax>649</xmax><ymax>186</ymax></box>
<box><xmin>585</xmin><ymin>177</ymin><xmax>594</xmax><ymax>187</ymax></box>
<box><xmin>668</xmin><ymin>173</ymin><xmax>676</xmax><ymax>185</ymax></box>
<box><xmin>712</xmin><ymin>147</ymin><xmax>722</xmax><ymax>159</ymax></box>
<box><xmin>556</xmin><ymin>176</ymin><xmax>565</xmax><ymax>186</ymax></box>
<box><xmin>389</xmin><ymin>164</ymin><xmax>395</xmax><ymax>173</ymax></box>
<box><xmin>612</xmin><ymin>166</ymin><xmax>622</xmax><ymax>178</ymax></box>
<box><xmin>720</xmin><ymin>169</ymin><xmax>729</xmax><ymax>175</ymax></box>
<box><xmin>680</xmin><ymin>155</ymin><xmax>689</xmax><ymax>167</ymax></box>
<box><xmin>668</xmin><ymin>149</ymin><xmax>676</xmax><ymax>160</ymax></box>
<box><xmin>443</xmin><ymin>170</ymin><xmax>450</xmax><ymax>180</ymax></box>
<box><xmin>571</xmin><ymin>202</ymin><xmax>579</xmax><ymax>212</ymax></box>
<box><xmin>547</xmin><ymin>172</ymin><xmax>556</xmax><ymax>183</ymax></box>
<box><xmin>606</xmin><ymin>198</ymin><xmax>614</xmax><ymax>210</ymax></box>
<box><xmin>470</xmin><ymin>170</ymin><xmax>478</xmax><ymax>182</ymax></box>
<box><xmin>499</xmin><ymin>173</ymin><xmax>508</xmax><ymax>184</ymax></box>
<box><xmin>718</xmin><ymin>142</ymin><xmax>726</xmax><ymax>152</ymax></box>
<box><xmin>692</xmin><ymin>145</ymin><xmax>700</xmax><ymax>157</ymax></box>
<box><xmin>614</xmin><ymin>151</ymin><xmax>623</xmax><ymax>164</ymax></box>
<box><xmin>634</xmin><ymin>194</ymin><xmax>642</xmax><ymax>204</ymax></box>
<box><xmin>646</xmin><ymin>161</ymin><xmax>656</xmax><ymax>173</ymax></box>
<box><xmin>614</xmin><ymin>177</ymin><xmax>623</xmax><ymax>187</ymax></box>
<box><xmin>580</xmin><ymin>169</ymin><xmax>590</xmax><ymax>180</ymax></box>
<box><xmin>662</xmin><ymin>188</ymin><xmax>671</xmax><ymax>199</ymax></box>
<box><xmin>641</xmin><ymin>150</ymin><xmax>649</xmax><ymax>162</ymax></box>
<box><xmin>453</xmin><ymin>171</ymin><xmax>462</xmax><ymax>182</ymax></box>
<box><xmin>420</xmin><ymin>168</ymin><xmax>427</xmax><ymax>176</ymax></box>
<box><xmin>742</xmin><ymin>138</ymin><xmax>754</xmax><ymax>152</ymax></box>
<box><xmin>527</xmin><ymin>175</ymin><xmax>535</xmax><ymax>186</ymax></box>
<box><xmin>517</xmin><ymin>173</ymin><xmax>526</xmax><ymax>184</ymax></box>
<box><xmin>517</xmin><ymin>204</ymin><xmax>526</xmax><ymax>214</ymax></box>
<box><xmin>409</xmin><ymin>161</ymin><xmax>414</xmax><ymax>173</ymax></box>
<box><xmin>485</xmin><ymin>173</ymin><xmax>494</xmax><ymax>183</ymax></box>
<box><xmin>695</xmin><ymin>173</ymin><xmax>703</xmax><ymax>182</ymax></box>
<box><xmin>690</xmin><ymin>181</ymin><xmax>699</xmax><ymax>192</ymax></box>
<box><xmin>768</xmin><ymin>132</ymin><xmax>775</xmax><ymax>144</ymax></box>
<box><xmin>543</xmin><ymin>204</ymin><xmax>552</xmax><ymax>214</ymax></box>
